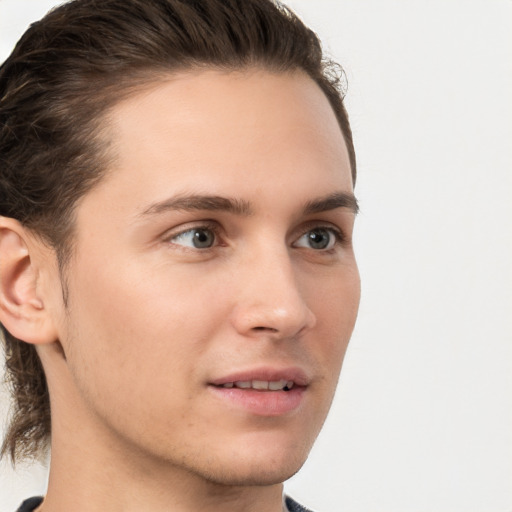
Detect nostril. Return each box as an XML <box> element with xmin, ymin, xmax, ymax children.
<box><xmin>252</xmin><ymin>326</ymin><xmax>278</xmax><ymax>333</ymax></box>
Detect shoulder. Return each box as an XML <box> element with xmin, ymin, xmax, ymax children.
<box><xmin>285</xmin><ymin>495</ymin><xmax>317</xmax><ymax>512</ymax></box>
<box><xmin>15</xmin><ymin>496</ymin><xmax>44</xmax><ymax>512</ymax></box>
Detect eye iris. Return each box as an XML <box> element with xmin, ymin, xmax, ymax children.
<box><xmin>308</xmin><ymin>229</ymin><xmax>330</xmax><ymax>249</ymax></box>
<box><xmin>192</xmin><ymin>229</ymin><xmax>214</xmax><ymax>248</ymax></box>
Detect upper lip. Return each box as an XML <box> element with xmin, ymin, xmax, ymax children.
<box><xmin>209</xmin><ymin>366</ymin><xmax>310</xmax><ymax>387</ymax></box>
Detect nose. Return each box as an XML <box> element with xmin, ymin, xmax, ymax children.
<box><xmin>229</xmin><ymin>247</ymin><xmax>317</xmax><ymax>340</ymax></box>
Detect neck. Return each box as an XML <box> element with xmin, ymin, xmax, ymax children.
<box><xmin>36</xmin><ymin>356</ymin><xmax>286</xmax><ymax>512</ymax></box>
<box><xmin>40</xmin><ymin>425</ymin><xmax>285</xmax><ymax>512</ymax></box>
<box><xmin>38</xmin><ymin>394</ymin><xmax>283</xmax><ymax>512</ymax></box>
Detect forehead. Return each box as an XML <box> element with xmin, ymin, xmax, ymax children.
<box><xmin>86</xmin><ymin>68</ymin><xmax>353</xmax><ymax>216</ymax></box>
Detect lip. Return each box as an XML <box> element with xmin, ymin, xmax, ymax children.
<box><xmin>208</xmin><ymin>366</ymin><xmax>310</xmax><ymax>417</ymax></box>
<box><xmin>209</xmin><ymin>366</ymin><xmax>310</xmax><ymax>387</ymax></box>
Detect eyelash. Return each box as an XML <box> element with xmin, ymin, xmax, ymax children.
<box><xmin>298</xmin><ymin>222</ymin><xmax>346</xmax><ymax>246</ymax></box>
<box><xmin>164</xmin><ymin>222</ymin><xmax>346</xmax><ymax>252</ymax></box>
<box><xmin>164</xmin><ymin>221</ymin><xmax>222</xmax><ymax>248</ymax></box>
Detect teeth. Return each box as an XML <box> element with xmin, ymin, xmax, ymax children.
<box><xmin>252</xmin><ymin>380</ymin><xmax>269</xmax><ymax>390</ymax></box>
<box><xmin>269</xmin><ymin>379</ymin><xmax>288</xmax><ymax>391</ymax></box>
<box><xmin>221</xmin><ymin>380</ymin><xmax>295</xmax><ymax>390</ymax></box>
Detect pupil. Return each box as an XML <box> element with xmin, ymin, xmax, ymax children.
<box><xmin>193</xmin><ymin>229</ymin><xmax>214</xmax><ymax>248</ymax></box>
<box><xmin>309</xmin><ymin>229</ymin><xmax>329</xmax><ymax>249</ymax></box>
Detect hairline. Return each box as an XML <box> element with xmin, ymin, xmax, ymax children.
<box><xmin>52</xmin><ymin>63</ymin><xmax>356</xmax><ymax>294</ymax></box>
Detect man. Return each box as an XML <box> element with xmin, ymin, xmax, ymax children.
<box><xmin>0</xmin><ymin>0</ymin><xmax>360</xmax><ymax>511</ymax></box>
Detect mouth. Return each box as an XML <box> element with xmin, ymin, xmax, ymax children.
<box><xmin>208</xmin><ymin>368</ymin><xmax>309</xmax><ymax>416</ymax></box>
<box><xmin>213</xmin><ymin>379</ymin><xmax>295</xmax><ymax>391</ymax></box>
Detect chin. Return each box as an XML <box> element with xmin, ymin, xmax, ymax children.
<box><xmin>199</xmin><ymin>457</ymin><xmax>306</xmax><ymax>487</ymax></box>
<box><xmin>189</xmin><ymin>438</ymin><xmax>312</xmax><ymax>487</ymax></box>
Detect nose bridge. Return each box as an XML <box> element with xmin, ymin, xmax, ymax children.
<box><xmin>231</xmin><ymin>237</ymin><xmax>316</xmax><ymax>338</ymax></box>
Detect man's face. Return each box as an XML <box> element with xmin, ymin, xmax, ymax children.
<box><xmin>52</xmin><ymin>69</ymin><xmax>360</xmax><ymax>485</ymax></box>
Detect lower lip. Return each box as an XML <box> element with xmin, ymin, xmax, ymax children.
<box><xmin>208</xmin><ymin>386</ymin><xmax>306</xmax><ymax>416</ymax></box>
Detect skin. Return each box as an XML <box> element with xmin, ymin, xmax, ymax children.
<box><xmin>0</xmin><ymin>68</ymin><xmax>359</xmax><ymax>512</ymax></box>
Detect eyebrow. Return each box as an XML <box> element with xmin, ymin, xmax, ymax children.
<box><xmin>140</xmin><ymin>194</ymin><xmax>253</xmax><ymax>217</ymax></box>
<box><xmin>303</xmin><ymin>192</ymin><xmax>359</xmax><ymax>215</ymax></box>
<box><xmin>139</xmin><ymin>191</ymin><xmax>359</xmax><ymax>218</ymax></box>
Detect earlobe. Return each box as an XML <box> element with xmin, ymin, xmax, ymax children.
<box><xmin>0</xmin><ymin>217</ymin><xmax>58</xmax><ymax>344</ymax></box>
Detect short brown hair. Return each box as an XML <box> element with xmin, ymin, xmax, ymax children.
<box><xmin>0</xmin><ymin>0</ymin><xmax>356</xmax><ymax>463</ymax></box>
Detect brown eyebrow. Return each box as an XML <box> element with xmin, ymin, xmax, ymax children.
<box><xmin>139</xmin><ymin>191</ymin><xmax>358</xmax><ymax>218</ymax></box>
<box><xmin>140</xmin><ymin>194</ymin><xmax>253</xmax><ymax>217</ymax></box>
<box><xmin>303</xmin><ymin>192</ymin><xmax>359</xmax><ymax>215</ymax></box>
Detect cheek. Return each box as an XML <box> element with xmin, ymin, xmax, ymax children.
<box><xmin>309</xmin><ymin>265</ymin><xmax>360</xmax><ymax>372</ymax></box>
<box><xmin>64</xmin><ymin>262</ymin><xmax>225</xmax><ymax>408</ymax></box>
<box><xmin>310</xmin><ymin>261</ymin><xmax>360</xmax><ymax>322</ymax></box>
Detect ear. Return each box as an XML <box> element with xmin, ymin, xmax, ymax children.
<box><xmin>0</xmin><ymin>217</ymin><xmax>58</xmax><ymax>344</ymax></box>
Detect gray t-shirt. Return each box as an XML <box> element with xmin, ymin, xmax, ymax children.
<box><xmin>18</xmin><ymin>495</ymin><xmax>314</xmax><ymax>511</ymax></box>
<box><xmin>284</xmin><ymin>495</ymin><xmax>315</xmax><ymax>512</ymax></box>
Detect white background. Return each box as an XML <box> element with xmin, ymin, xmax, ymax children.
<box><xmin>1</xmin><ymin>1</ymin><xmax>511</xmax><ymax>511</ymax></box>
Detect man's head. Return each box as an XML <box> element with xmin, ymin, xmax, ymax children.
<box><xmin>0</xmin><ymin>0</ymin><xmax>359</xmax><ymax>485</ymax></box>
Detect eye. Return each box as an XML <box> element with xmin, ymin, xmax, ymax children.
<box><xmin>171</xmin><ymin>227</ymin><xmax>216</xmax><ymax>249</ymax></box>
<box><xmin>294</xmin><ymin>227</ymin><xmax>339</xmax><ymax>251</ymax></box>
